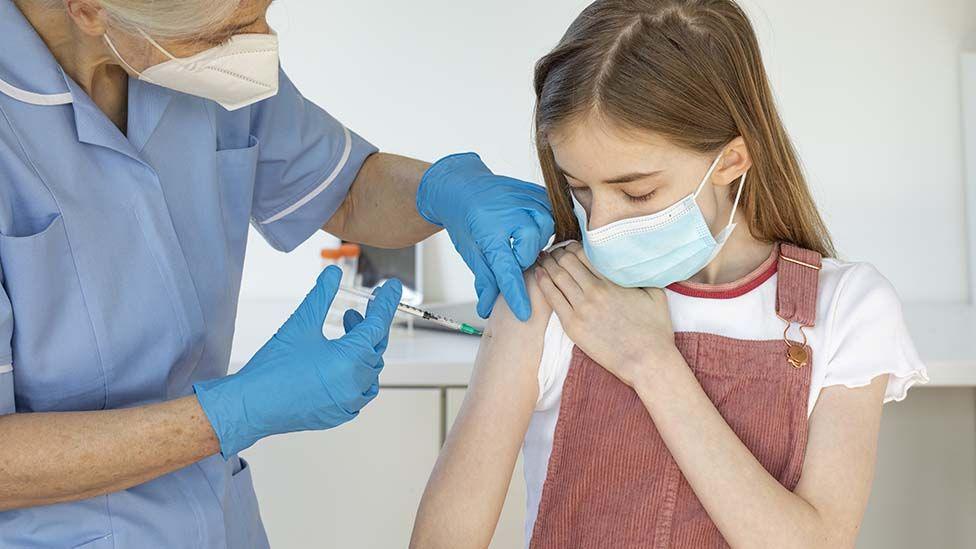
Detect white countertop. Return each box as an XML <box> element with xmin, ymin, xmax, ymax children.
<box><xmin>231</xmin><ymin>299</ymin><xmax>976</xmax><ymax>388</ymax></box>
<box><xmin>901</xmin><ymin>303</ymin><xmax>976</xmax><ymax>387</ymax></box>
<box><xmin>231</xmin><ymin>299</ymin><xmax>480</xmax><ymax>386</ymax></box>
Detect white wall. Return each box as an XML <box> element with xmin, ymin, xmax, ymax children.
<box><xmin>241</xmin><ymin>0</ymin><xmax>974</xmax><ymax>305</ymax></box>
<box><xmin>237</xmin><ymin>4</ymin><xmax>976</xmax><ymax>547</ymax></box>
<box><xmin>746</xmin><ymin>0</ymin><xmax>972</xmax><ymax>303</ymax></box>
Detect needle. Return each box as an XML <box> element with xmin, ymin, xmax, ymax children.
<box><xmin>337</xmin><ymin>286</ymin><xmax>483</xmax><ymax>336</ymax></box>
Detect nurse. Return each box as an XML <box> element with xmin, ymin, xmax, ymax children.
<box><xmin>0</xmin><ymin>0</ymin><xmax>553</xmax><ymax>547</ymax></box>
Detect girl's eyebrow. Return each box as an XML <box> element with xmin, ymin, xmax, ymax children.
<box><xmin>558</xmin><ymin>165</ymin><xmax>663</xmax><ymax>185</ymax></box>
<box><xmin>604</xmin><ymin>171</ymin><xmax>663</xmax><ymax>184</ymax></box>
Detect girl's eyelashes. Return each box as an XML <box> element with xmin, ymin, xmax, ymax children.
<box><xmin>625</xmin><ymin>190</ymin><xmax>657</xmax><ymax>203</ymax></box>
<box><xmin>570</xmin><ymin>186</ymin><xmax>656</xmax><ymax>203</ymax></box>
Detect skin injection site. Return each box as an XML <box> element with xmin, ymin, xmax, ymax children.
<box><xmin>0</xmin><ymin>0</ymin><xmax>973</xmax><ymax>547</ymax></box>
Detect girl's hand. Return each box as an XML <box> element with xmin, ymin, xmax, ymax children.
<box><xmin>534</xmin><ymin>242</ymin><xmax>680</xmax><ymax>388</ymax></box>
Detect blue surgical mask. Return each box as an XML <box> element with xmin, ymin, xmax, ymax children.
<box><xmin>573</xmin><ymin>153</ymin><xmax>746</xmax><ymax>288</ymax></box>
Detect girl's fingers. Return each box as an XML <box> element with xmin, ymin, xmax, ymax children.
<box><xmin>643</xmin><ymin>288</ymin><xmax>670</xmax><ymax>316</ymax></box>
<box><xmin>643</xmin><ymin>287</ymin><xmax>666</xmax><ymax>300</ymax></box>
<box><xmin>534</xmin><ymin>267</ymin><xmax>575</xmax><ymax>321</ymax></box>
<box><xmin>563</xmin><ymin>242</ymin><xmax>604</xmax><ymax>280</ymax></box>
<box><xmin>550</xmin><ymin>247</ymin><xmax>599</xmax><ymax>290</ymax></box>
<box><xmin>538</xmin><ymin>252</ymin><xmax>584</xmax><ymax>306</ymax></box>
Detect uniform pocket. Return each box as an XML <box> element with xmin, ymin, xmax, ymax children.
<box><xmin>228</xmin><ymin>457</ymin><xmax>270</xmax><ymax>549</ymax></box>
<box><xmin>0</xmin><ymin>211</ymin><xmax>62</xmax><ymax>241</ymax></box>
<box><xmin>0</xmin><ymin>365</ymin><xmax>13</xmax><ymax>415</ymax></box>
<box><xmin>0</xmin><ymin>214</ymin><xmax>105</xmax><ymax>412</ymax></box>
<box><xmin>216</xmin><ymin>136</ymin><xmax>259</xmax><ymax>258</ymax></box>
<box><xmin>71</xmin><ymin>534</ymin><xmax>113</xmax><ymax>549</ymax></box>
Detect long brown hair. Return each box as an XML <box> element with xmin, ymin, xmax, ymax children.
<box><xmin>534</xmin><ymin>0</ymin><xmax>835</xmax><ymax>257</ymax></box>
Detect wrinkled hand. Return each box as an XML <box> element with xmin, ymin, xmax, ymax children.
<box><xmin>194</xmin><ymin>266</ymin><xmax>402</xmax><ymax>457</ymax></box>
<box><xmin>417</xmin><ymin>153</ymin><xmax>555</xmax><ymax>321</ymax></box>
<box><xmin>535</xmin><ymin>242</ymin><xmax>678</xmax><ymax>388</ymax></box>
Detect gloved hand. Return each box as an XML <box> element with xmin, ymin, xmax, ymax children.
<box><xmin>417</xmin><ymin>153</ymin><xmax>555</xmax><ymax>321</ymax></box>
<box><xmin>194</xmin><ymin>266</ymin><xmax>402</xmax><ymax>458</ymax></box>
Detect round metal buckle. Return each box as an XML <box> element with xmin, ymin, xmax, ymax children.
<box><xmin>778</xmin><ymin>315</ymin><xmax>810</xmax><ymax>369</ymax></box>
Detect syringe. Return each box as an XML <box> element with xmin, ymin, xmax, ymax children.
<box><xmin>338</xmin><ymin>286</ymin><xmax>483</xmax><ymax>336</ymax></box>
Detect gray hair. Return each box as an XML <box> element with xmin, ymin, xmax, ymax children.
<box><xmin>34</xmin><ymin>0</ymin><xmax>240</xmax><ymax>39</ymax></box>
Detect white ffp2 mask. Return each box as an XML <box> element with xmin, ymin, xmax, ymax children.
<box><xmin>104</xmin><ymin>29</ymin><xmax>280</xmax><ymax>111</ymax></box>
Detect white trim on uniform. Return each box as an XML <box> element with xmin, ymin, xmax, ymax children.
<box><xmin>0</xmin><ymin>364</ymin><xmax>12</xmax><ymax>374</ymax></box>
<box><xmin>0</xmin><ymin>77</ymin><xmax>72</xmax><ymax>106</ymax></box>
<box><xmin>259</xmin><ymin>125</ymin><xmax>353</xmax><ymax>225</ymax></box>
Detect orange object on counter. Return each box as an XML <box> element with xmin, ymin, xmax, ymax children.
<box><xmin>321</xmin><ymin>244</ymin><xmax>361</xmax><ymax>260</ymax></box>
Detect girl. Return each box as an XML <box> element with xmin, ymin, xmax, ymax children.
<box><xmin>411</xmin><ymin>1</ymin><xmax>928</xmax><ymax>548</ymax></box>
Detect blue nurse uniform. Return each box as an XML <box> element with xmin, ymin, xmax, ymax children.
<box><xmin>0</xmin><ymin>1</ymin><xmax>377</xmax><ymax>546</ymax></box>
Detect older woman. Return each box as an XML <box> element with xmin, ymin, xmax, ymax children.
<box><xmin>0</xmin><ymin>0</ymin><xmax>553</xmax><ymax>546</ymax></box>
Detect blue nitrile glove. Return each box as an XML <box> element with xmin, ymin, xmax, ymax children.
<box><xmin>417</xmin><ymin>153</ymin><xmax>555</xmax><ymax>321</ymax></box>
<box><xmin>194</xmin><ymin>266</ymin><xmax>402</xmax><ymax>458</ymax></box>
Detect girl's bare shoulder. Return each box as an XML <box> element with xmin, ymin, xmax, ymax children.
<box><xmin>482</xmin><ymin>266</ymin><xmax>554</xmax><ymax>346</ymax></box>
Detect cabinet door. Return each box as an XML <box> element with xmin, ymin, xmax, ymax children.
<box><xmin>447</xmin><ymin>388</ymin><xmax>528</xmax><ymax>548</ymax></box>
<box><xmin>243</xmin><ymin>388</ymin><xmax>441</xmax><ymax>549</ymax></box>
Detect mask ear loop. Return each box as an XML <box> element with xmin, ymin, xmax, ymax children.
<box><xmin>137</xmin><ymin>28</ymin><xmax>180</xmax><ymax>62</ymax></box>
<box><xmin>727</xmin><ymin>171</ymin><xmax>747</xmax><ymax>226</ymax></box>
<box><xmin>102</xmin><ymin>31</ymin><xmax>142</xmax><ymax>77</ymax></box>
<box><xmin>692</xmin><ymin>154</ymin><xmax>726</xmax><ymax>199</ymax></box>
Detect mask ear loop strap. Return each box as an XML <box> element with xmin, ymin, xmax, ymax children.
<box><xmin>102</xmin><ymin>32</ymin><xmax>142</xmax><ymax>77</ymax></box>
<box><xmin>137</xmin><ymin>28</ymin><xmax>180</xmax><ymax>62</ymax></box>
<box><xmin>727</xmin><ymin>171</ymin><xmax>747</xmax><ymax>226</ymax></box>
<box><xmin>692</xmin><ymin>154</ymin><xmax>726</xmax><ymax>199</ymax></box>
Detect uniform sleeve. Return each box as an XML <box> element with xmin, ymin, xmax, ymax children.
<box><xmin>248</xmin><ymin>69</ymin><xmax>379</xmax><ymax>252</ymax></box>
<box><xmin>0</xmin><ymin>261</ymin><xmax>14</xmax><ymax>415</ymax></box>
<box><xmin>822</xmin><ymin>263</ymin><xmax>929</xmax><ymax>403</ymax></box>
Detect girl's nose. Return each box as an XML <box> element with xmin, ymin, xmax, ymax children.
<box><xmin>584</xmin><ymin>197</ymin><xmax>618</xmax><ymax>231</ymax></box>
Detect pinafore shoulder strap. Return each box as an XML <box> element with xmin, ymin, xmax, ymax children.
<box><xmin>776</xmin><ymin>243</ymin><xmax>823</xmax><ymax>368</ymax></box>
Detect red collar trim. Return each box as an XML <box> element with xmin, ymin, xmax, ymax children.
<box><xmin>667</xmin><ymin>244</ymin><xmax>780</xmax><ymax>300</ymax></box>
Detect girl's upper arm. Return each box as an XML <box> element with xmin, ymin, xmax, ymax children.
<box><xmin>467</xmin><ymin>267</ymin><xmax>553</xmax><ymax>413</ymax></box>
<box><xmin>794</xmin><ymin>375</ymin><xmax>888</xmax><ymax>547</ymax></box>
<box><xmin>795</xmin><ymin>263</ymin><xmax>926</xmax><ymax>545</ymax></box>
<box><xmin>411</xmin><ymin>269</ymin><xmax>553</xmax><ymax>549</ymax></box>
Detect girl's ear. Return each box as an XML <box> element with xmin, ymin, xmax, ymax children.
<box><xmin>66</xmin><ymin>0</ymin><xmax>108</xmax><ymax>37</ymax></box>
<box><xmin>712</xmin><ymin>137</ymin><xmax>753</xmax><ymax>188</ymax></box>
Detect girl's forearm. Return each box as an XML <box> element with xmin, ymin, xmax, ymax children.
<box><xmin>0</xmin><ymin>396</ymin><xmax>220</xmax><ymax>511</ymax></box>
<box><xmin>633</xmin><ymin>350</ymin><xmax>831</xmax><ymax>549</ymax></box>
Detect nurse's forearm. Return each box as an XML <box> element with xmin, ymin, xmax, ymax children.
<box><xmin>324</xmin><ymin>153</ymin><xmax>440</xmax><ymax>248</ymax></box>
<box><xmin>0</xmin><ymin>396</ymin><xmax>219</xmax><ymax>511</ymax></box>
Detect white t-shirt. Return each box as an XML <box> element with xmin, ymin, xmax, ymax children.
<box><xmin>521</xmin><ymin>256</ymin><xmax>929</xmax><ymax>542</ymax></box>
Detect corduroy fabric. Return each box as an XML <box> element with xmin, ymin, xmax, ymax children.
<box><xmin>530</xmin><ymin>245</ymin><xmax>820</xmax><ymax>549</ymax></box>
<box><xmin>776</xmin><ymin>244</ymin><xmax>822</xmax><ymax>327</ymax></box>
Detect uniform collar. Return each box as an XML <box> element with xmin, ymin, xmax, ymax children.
<box><xmin>1</xmin><ymin>0</ymin><xmax>176</xmax><ymax>161</ymax></box>
<box><xmin>0</xmin><ymin>0</ymin><xmax>73</xmax><ymax>105</ymax></box>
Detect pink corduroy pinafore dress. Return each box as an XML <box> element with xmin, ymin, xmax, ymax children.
<box><xmin>530</xmin><ymin>243</ymin><xmax>823</xmax><ymax>549</ymax></box>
